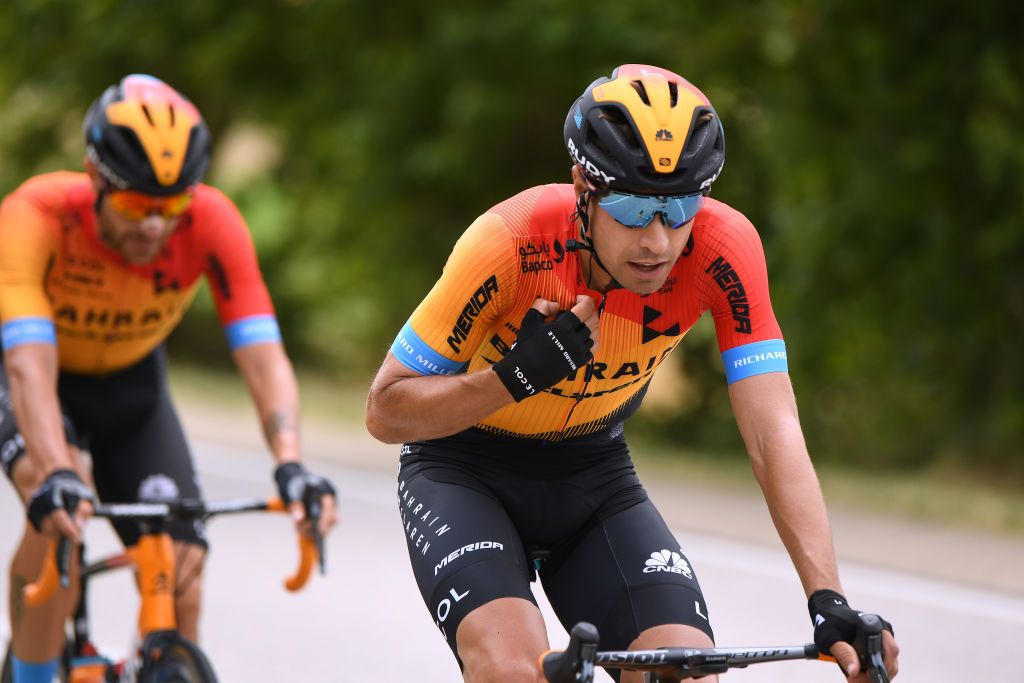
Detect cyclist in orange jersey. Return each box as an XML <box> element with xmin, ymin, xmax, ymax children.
<box><xmin>366</xmin><ymin>65</ymin><xmax>899</xmax><ymax>682</ymax></box>
<box><xmin>0</xmin><ymin>75</ymin><xmax>338</xmax><ymax>683</ymax></box>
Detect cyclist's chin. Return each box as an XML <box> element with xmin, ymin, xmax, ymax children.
<box><xmin>118</xmin><ymin>239</ymin><xmax>165</xmax><ymax>265</ymax></box>
<box><xmin>617</xmin><ymin>265</ymin><xmax>671</xmax><ymax>296</ymax></box>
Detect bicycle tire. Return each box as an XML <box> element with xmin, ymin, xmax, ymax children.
<box><xmin>137</xmin><ymin>633</ymin><xmax>217</xmax><ymax>683</ymax></box>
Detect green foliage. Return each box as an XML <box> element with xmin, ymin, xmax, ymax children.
<box><xmin>1</xmin><ymin>1</ymin><xmax>1020</xmax><ymax>475</ymax></box>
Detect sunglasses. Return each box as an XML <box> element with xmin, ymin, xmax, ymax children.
<box><xmin>107</xmin><ymin>189</ymin><xmax>193</xmax><ymax>220</ymax></box>
<box><xmin>598</xmin><ymin>190</ymin><xmax>704</xmax><ymax>229</ymax></box>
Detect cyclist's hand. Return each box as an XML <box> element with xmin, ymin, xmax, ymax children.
<box><xmin>26</xmin><ymin>469</ymin><xmax>95</xmax><ymax>543</ymax></box>
<box><xmin>809</xmin><ymin>590</ymin><xmax>899</xmax><ymax>680</ymax></box>
<box><xmin>831</xmin><ymin>629</ymin><xmax>899</xmax><ymax>682</ymax></box>
<box><xmin>492</xmin><ymin>296</ymin><xmax>596</xmax><ymax>402</ymax></box>
<box><xmin>274</xmin><ymin>462</ymin><xmax>339</xmax><ymax>537</ymax></box>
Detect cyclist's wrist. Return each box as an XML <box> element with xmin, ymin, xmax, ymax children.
<box><xmin>273</xmin><ymin>462</ymin><xmax>336</xmax><ymax>505</ymax></box>
<box><xmin>807</xmin><ymin>589</ymin><xmax>848</xmax><ymax>620</ymax></box>
<box><xmin>26</xmin><ymin>469</ymin><xmax>93</xmax><ymax>532</ymax></box>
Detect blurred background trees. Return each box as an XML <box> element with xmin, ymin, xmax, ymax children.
<box><xmin>2</xmin><ymin>0</ymin><xmax>1021</xmax><ymax>476</ymax></box>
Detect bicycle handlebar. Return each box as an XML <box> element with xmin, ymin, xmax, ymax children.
<box><xmin>265</xmin><ymin>497</ymin><xmax>320</xmax><ymax>591</ymax></box>
<box><xmin>24</xmin><ymin>496</ymin><xmax>321</xmax><ymax>607</ymax></box>
<box><xmin>540</xmin><ymin>615</ymin><xmax>889</xmax><ymax>682</ymax></box>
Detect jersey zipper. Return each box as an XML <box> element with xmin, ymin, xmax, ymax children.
<box><xmin>558</xmin><ymin>292</ymin><xmax>608</xmax><ymax>434</ymax></box>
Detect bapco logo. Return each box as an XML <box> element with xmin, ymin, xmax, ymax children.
<box><xmin>643</xmin><ymin>549</ymin><xmax>693</xmax><ymax>578</ymax></box>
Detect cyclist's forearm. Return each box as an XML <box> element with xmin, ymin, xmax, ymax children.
<box><xmin>4</xmin><ymin>345</ymin><xmax>74</xmax><ymax>473</ymax></box>
<box><xmin>750</xmin><ymin>424</ymin><xmax>843</xmax><ymax>596</ymax></box>
<box><xmin>729</xmin><ymin>374</ymin><xmax>843</xmax><ymax>595</ymax></box>
<box><xmin>366</xmin><ymin>368</ymin><xmax>513</xmax><ymax>444</ymax></box>
<box><xmin>233</xmin><ymin>343</ymin><xmax>302</xmax><ymax>464</ymax></box>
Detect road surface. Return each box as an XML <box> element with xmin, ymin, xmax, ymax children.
<box><xmin>1</xmin><ymin>428</ymin><xmax>1022</xmax><ymax>681</ymax></box>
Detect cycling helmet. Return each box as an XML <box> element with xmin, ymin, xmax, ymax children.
<box><xmin>83</xmin><ymin>74</ymin><xmax>211</xmax><ymax>196</ymax></box>
<box><xmin>564</xmin><ymin>64</ymin><xmax>725</xmax><ymax>196</ymax></box>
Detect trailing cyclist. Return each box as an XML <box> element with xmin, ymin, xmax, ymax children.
<box><xmin>0</xmin><ymin>75</ymin><xmax>338</xmax><ymax>683</ymax></box>
<box><xmin>365</xmin><ymin>64</ymin><xmax>900</xmax><ymax>682</ymax></box>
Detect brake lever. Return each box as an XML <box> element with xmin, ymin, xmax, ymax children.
<box><xmin>303</xmin><ymin>489</ymin><xmax>326</xmax><ymax>575</ymax></box>
<box><xmin>854</xmin><ymin>614</ymin><xmax>890</xmax><ymax>683</ymax></box>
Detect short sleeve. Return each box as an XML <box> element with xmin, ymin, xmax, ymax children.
<box><xmin>193</xmin><ymin>187</ymin><xmax>281</xmax><ymax>350</ymax></box>
<box><xmin>698</xmin><ymin>211</ymin><xmax>788</xmax><ymax>383</ymax></box>
<box><xmin>0</xmin><ymin>191</ymin><xmax>60</xmax><ymax>348</ymax></box>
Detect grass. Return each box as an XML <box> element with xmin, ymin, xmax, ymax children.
<box><xmin>169</xmin><ymin>363</ymin><xmax>1024</xmax><ymax>538</ymax></box>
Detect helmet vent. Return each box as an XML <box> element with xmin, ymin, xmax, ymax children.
<box><xmin>684</xmin><ymin>113</ymin><xmax>715</xmax><ymax>155</ymax></box>
<box><xmin>169</xmin><ymin>105</ymin><xmax>176</xmax><ymax>126</ymax></box>
<box><xmin>629</xmin><ymin>80</ymin><xmax>651</xmax><ymax>105</ymax></box>
<box><xmin>140</xmin><ymin>104</ymin><xmax>155</xmax><ymax>127</ymax></box>
<box><xmin>596</xmin><ymin>109</ymin><xmax>640</xmax><ymax>149</ymax></box>
<box><xmin>668</xmin><ymin>82</ymin><xmax>678</xmax><ymax>106</ymax></box>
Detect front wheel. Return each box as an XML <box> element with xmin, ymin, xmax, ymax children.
<box><xmin>137</xmin><ymin>633</ymin><xmax>217</xmax><ymax>683</ymax></box>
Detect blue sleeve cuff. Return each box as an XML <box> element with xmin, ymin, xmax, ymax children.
<box><xmin>391</xmin><ymin>321</ymin><xmax>466</xmax><ymax>376</ymax></box>
<box><xmin>1</xmin><ymin>318</ymin><xmax>57</xmax><ymax>349</ymax></box>
<box><xmin>721</xmin><ymin>339</ymin><xmax>788</xmax><ymax>384</ymax></box>
<box><xmin>224</xmin><ymin>315</ymin><xmax>282</xmax><ymax>350</ymax></box>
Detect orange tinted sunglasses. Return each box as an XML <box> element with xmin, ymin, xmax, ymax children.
<box><xmin>107</xmin><ymin>189</ymin><xmax>193</xmax><ymax>220</ymax></box>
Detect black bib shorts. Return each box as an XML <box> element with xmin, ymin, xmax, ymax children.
<box><xmin>397</xmin><ymin>426</ymin><xmax>714</xmax><ymax>670</ymax></box>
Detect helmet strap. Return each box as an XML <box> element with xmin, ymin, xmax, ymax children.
<box><xmin>569</xmin><ymin>190</ymin><xmax>622</xmax><ymax>291</ymax></box>
<box><xmin>93</xmin><ymin>187</ymin><xmax>106</xmax><ymax>218</ymax></box>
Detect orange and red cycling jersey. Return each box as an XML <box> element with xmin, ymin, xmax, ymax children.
<box><xmin>391</xmin><ymin>184</ymin><xmax>788</xmax><ymax>441</ymax></box>
<box><xmin>0</xmin><ymin>172</ymin><xmax>280</xmax><ymax>374</ymax></box>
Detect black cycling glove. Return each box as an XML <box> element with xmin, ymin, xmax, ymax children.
<box><xmin>274</xmin><ymin>462</ymin><xmax>337</xmax><ymax>507</ymax></box>
<box><xmin>808</xmin><ymin>589</ymin><xmax>894</xmax><ymax>656</ymax></box>
<box><xmin>492</xmin><ymin>308</ymin><xmax>594</xmax><ymax>402</ymax></box>
<box><xmin>26</xmin><ymin>469</ymin><xmax>95</xmax><ymax>533</ymax></box>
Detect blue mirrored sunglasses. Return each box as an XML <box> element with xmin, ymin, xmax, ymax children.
<box><xmin>598</xmin><ymin>190</ymin><xmax>705</xmax><ymax>229</ymax></box>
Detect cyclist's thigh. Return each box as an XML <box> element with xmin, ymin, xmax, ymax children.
<box><xmin>398</xmin><ymin>462</ymin><xmax>535</xmax><ymax>657</ymax></box>
<box><xmin>542</xmin><ymin>498</ymin><xmax>714</xmax><ymax>651</ymax></box>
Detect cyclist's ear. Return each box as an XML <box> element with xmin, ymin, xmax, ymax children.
<box><xmin>84</xmin><ymin>159</ymin><xmax>103</xmax><ymax>192</ymax></box>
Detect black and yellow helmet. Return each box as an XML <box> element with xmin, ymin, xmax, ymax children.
<box><xmin>83</xmin><ymin>74</ymin><xmax>211</xmax><ymax>196</ymax></box>
<box><xmin>564</xmin><ymin>64</ymin><xmax>725</xmax><ymax>196</ymax></box>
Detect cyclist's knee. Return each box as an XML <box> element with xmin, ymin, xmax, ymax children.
<box><xmin>10</xmin><ymin>454</ymin><xmax>46</xmax><ymax>502</ymax></box>
<box><xmin>10</xmin><ymin>446</ymin><xmax>90</xmax><ymax>503</ymax></box>
<box><xmin>629</xmin><ymin>623</ymin><xmax>713</xmax><ymax>650</ymax></box>
<box><xmin>457</xmin><ymin>598</ymin><xmax>547</xmax><ymax>683</ymax></box>
<box><xmin>622</xmin><ymin>624</ymin><xmax>718</xmax><ymax>683</ymax></box>
<box><xmin>462</xmin><ymin>653</ymin><xmax>543</xmax><ymax>683</ymax></box>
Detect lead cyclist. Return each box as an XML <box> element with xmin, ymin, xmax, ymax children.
<box><xmin>366</xmin><ymin>64</ymin><xmax>899</xmax><ymax>682</ymax></box>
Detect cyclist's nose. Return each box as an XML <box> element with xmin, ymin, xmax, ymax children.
<box><xmin>138</xmin><ymin>213</ymin><xmax>170</xmax><ymax>235</ymax></box>
<box><xmin>638</xmin><ymin>214</ymin><xmax>672</xmax><ymax>253</ymax></box>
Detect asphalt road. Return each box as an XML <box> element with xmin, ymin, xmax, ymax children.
<box><xmin>2</xmin><ymin>438</ymin><xmax>1023</xmax><ymax>682</ymax></box>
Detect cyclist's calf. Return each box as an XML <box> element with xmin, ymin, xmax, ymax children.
<box><xmin>169</xmin><ymin>541</ymin><xmax>206</xmax><ymax>642</ymax></box>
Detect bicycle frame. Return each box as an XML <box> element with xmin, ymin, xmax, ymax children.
<box><xmin>22</xmin><ymin>497</ymin><xmax>318</xmax><ymax>679</ymax></box>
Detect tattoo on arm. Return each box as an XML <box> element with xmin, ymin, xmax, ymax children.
<box><xmin>262</xmin><ymin>410</ymin><xmax>297</xmax><ymax>443</ymax></box>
